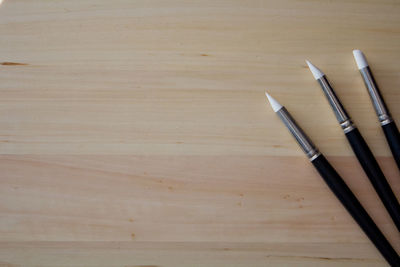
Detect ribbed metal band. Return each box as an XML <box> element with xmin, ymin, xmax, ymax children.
<box><xmin>341</xmin><ymin>120</ymin><xmax>356</xmax><ymax>134</ymax></box>
<box><xmin>359</xmin><ymin>67</ymin><xmax>393</xmax><ymax>126</ymax></box>
<box><xmin>309</xmin><ymin>152</ymin><xmax>322</xmax><ymax>162</ymax></box>
<box><xmin>276</xmin><ymin>107</ymin><xmax>321</xmax><ymax>161</ymax></box>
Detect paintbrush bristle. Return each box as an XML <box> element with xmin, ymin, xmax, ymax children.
<box><xmin>353</xmin><ymin>50</ymin><xmax>369</xmax><ymax>69</ymax></box>
<box><xmin>265</xmin><ymin>92</ymin><xmax>283</xmax><ymax>112</ymax></box>
<box><xmin>306</xmin><ymin>60</ymin><xmax>325</xmax><ymax>80</ymax></box>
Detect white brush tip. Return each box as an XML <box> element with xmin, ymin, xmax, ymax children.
<box><xmin>305</xmin><ymin>60</ymin><xmax>324</xmax><ymax>80</ymax></box>
<box><xmin>353</xmin><ymin>50</ymin><xmax>368</xmax><ymax>69</ymax></box>
<box><xmin>265</xmin><ymin>92</ymin><xmax>283</xmax><ymax>112</ymax></box>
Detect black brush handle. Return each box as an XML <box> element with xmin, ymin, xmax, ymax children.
<box><xmin>312</xmin><ymin>155</ymin><xmax>400</xmax><ymax>266</ymax></box>
<box><xmin>345</xmin><ymin>128</ymin><xmax>400</xmax><ymax>232</ymax></box>
<box><xmin>382</xmin><ymin>121</ymin><xmax>400</xmax><ymax>172</ymax></box>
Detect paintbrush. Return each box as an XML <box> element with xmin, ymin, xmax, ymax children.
<box><xmin>265</xmin><ymin>92</ymin><xmax>400</xmax><ymax>266</ymax></box>
<box><xmin>353</xmin><ymin>50</ymin><xmax>400</xmax><ymax>172</ymax></box>
<box><xmin>306</xmin><ymin>60</ymin><xmax>400</xmax><ymax>231</ymax></box>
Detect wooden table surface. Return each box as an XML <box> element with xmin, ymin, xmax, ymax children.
<box><xmin>0</xmin><ymin>0</ymin><xmax>399</xmax><ymax>266</ymax></box>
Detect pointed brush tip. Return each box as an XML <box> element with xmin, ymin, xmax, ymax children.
<box><xmin>305</xmin><ymin>59</ymin><xmax>324</xmax><ymax>80</ymax></box>
<box><xmin>265</xmin><ymin>91</ymin><xmax>283</xmax><ymax>112</ymax></box>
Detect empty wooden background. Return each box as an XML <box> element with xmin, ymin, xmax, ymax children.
<box><xmin>0</xmin><ymin>0</ymin><xmax>399</xmax><ymax>266</ymax></box>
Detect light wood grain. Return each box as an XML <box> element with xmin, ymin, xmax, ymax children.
<box><xmin>0</xmin><ymin>0</ymin><xmax>399</xmax><ymax>266</ymax></box>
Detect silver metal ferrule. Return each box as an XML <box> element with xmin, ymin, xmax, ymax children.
<box><xmin>359</xmin><ymin>67</ymin><xmax>393</xmax><ymax>126</ymax></box>
<box><xmin>276</xmin><ymin>107</ymin><xmax>321</xmax><ymax>161</ymax></box>
<box><xmin>317</xmin><ymin>76</ymin><xmax>356</xmax><ymax>134</ymax></box>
